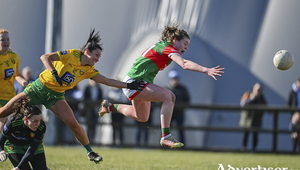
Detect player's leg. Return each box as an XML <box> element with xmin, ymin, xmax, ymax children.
<box><xmin>30</xmin><ymin>153</ymin><xmax>48</xmax><ymax>170</ymax></box>
<box><xmin>100</xmin><ymin>99</ymin><xmax>151</xmax><ymax>121</ymax></box>
<box><xmin>101</xmin><ymin>83</ymin><xmax>173</xmax><ymax>124</ymax></box>
<box><xmin>100</xmin><ymin>83</ymin><xmax>183</xmax><ymax>148</ymax></box>
<box><xmin>123</xmin><ymin>100</ymin><xmax>151</xmax><ymax>121</ymax></box>
<box><xmin>133</xmin><ymin>84</ymin><xmax>183</xmax><ymax>148</ymax></box>
<box><xmin>133</xmin><ymin>83</ymin><xmax>175</xmax><ymax>127</ymax></box>
<box><xmin>49</xmin><ymin>100</ymin><xmax>103</xmax><ymax>163</ymax></box>
<box><xmin>8</xmin><ymin>153</ymin><xmax>32</xmax><ymax>170</ymax></box>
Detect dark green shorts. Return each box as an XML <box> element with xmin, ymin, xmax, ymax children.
<box><xmin>4</xmin><ymin>140</ymin><xmax>45</xmax><ymax>155</ymax></box>
<box><xmin>24</xmin><ymin>78</ymin><xmax>65</xmax><ymax>108</ymax></box>
<box><xmin>0</xmin><ymin>100</ymin><xmax>8</xmax><ymax>107</ymax></box>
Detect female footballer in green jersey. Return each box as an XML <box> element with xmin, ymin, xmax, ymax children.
<box><xmin>0</xmin><ymin>29</ymin><xmax>144</xmax><ymax>164</ymax></box>
<box><xmin>99</xmin><ymin>23</ymin><xmax>225</xmax><ymax>148</ymax></box>
<box><xmin>0</xmin><ymin>29</ymin><xmax>27</xmax><ymax>134</ymax></box>
<box><xmin>0</xmin><ymin>97</ymin><xmax>50</xmax><ymax>170</ymax></box>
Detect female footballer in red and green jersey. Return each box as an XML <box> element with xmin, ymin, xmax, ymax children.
<box><xmin>0</xmin><ymin>97</ymin><xmax>50</xmax><ymax>170</ymax></box>
<box><xmin>99</xmin><ymin>23</ymin><xmax>225</xmax><ymax>148</ymax></box>
<box><xmin>0</xmin><ymin>29</ymin><xmax>27</xmax><ymax>134</ymax></box>
<box><xmin>0</xmin><ymin>29</ymin><xmax>144</xmax><ymax>164</ymax></box>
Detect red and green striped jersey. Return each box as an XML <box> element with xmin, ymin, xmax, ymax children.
<box><xmin>127</xmin><ymin>41</ymin><xmax>180</xmax><ymax>83</ymax></box>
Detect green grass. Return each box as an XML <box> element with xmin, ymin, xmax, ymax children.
<box><xmin>2</xmin><ymin>146</ymin><xmax>299</xmax><ymax>170</ymax></box>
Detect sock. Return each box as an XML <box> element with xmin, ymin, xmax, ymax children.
<box><xmin>83</xmin><ymin>144</ymin><xmax>93</xmax><ymax>153</ymax></box>
<box><xmin>111</xmin><ymin>104</ymin><xmax>119</xmax><ymax>112</ymax></box>
<box><xmin>161</xmin><ymin>128</ymin><xmax>170</xmax><ymax>137</ymax></box>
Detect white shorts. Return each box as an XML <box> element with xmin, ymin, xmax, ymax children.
<box><xmin>122</xmin><ymin>75</ymin><xmax>149</xmax><ymax>100</ymax></box>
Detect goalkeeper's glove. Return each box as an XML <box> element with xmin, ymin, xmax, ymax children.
<box><xmin>127</xmin><ymin>80</ymin><xmax>146</xmax><ymax>91</ymax></box>
<box><xmin>0</xmin><ymin>150</ymin><xmax>8</xmax><ymax>162</ymax></box>
<box><xmin>51</xmin><ymin>70</ymin><xmax>63</xmax><ymax>86</ymax></box>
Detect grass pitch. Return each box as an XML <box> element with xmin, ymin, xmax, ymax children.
<box><xmin>1</xmin><ymin>146</ymin><xmax>299</xmax><ymax>170</ymax></box>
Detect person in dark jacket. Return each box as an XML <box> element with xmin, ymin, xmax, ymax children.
<box><xmin>288</xmin><ymin>79</ymin><xmax>300</xmax><ymax>109</ymax></box>
<box><xmin>287</xmin><ymin>79</ymin><xmax>300</xmax><ymax>153</ymax></box>
<box><xmin>239</xmin><ymin>82</ymin><xmax>267</xmax><ymax>152</ymax></box>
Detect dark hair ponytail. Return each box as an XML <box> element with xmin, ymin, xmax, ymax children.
<box><xmin>81</xmin><ymin>28</ymin><xmax>103</xmax><ymax>52</ymax></box>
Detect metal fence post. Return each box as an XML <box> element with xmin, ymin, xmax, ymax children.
<box><xmin>272</xmin><ymin>111</ymin><xmax>278</xmax><ymax>152</ymax></box>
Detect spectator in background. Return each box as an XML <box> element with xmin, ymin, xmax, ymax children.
<box><xmin>288</xmin><ymin>79</ymin><xmax>300</xmax><ymax>110</ymax></box>
<box><xmin>287</xmin><ymin>79</ymin><xmax>300</xmax><ymax>153</ymax></box>
<box><xmin>290</xmin><ymin>111</ymin><xmax>300</xmax><ymax>153</ymax></box>
<box><xmin>107</xmin><ymin>86</ymin><xmax>129</xmax><ymax>147</ymax></box>
<box><xmin>82</xmin><ymin>79</ymin><xmax>103</xmax><ymax>145</ymax></box>
<box><xmin>15</xmin><ymin>66</ymin><xmax>36</xmax><ymax>94</ymax></box>
<box><xmin>165</xmin><ymin>70</ymin><xmax>190</xmax><ymax>144</ymax></box>
<box><xmin>239</xmin><ymin>82</ymin><xmax>267</xmax><ymax>152</ymax></box>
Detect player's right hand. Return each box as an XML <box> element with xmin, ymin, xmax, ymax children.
<box><xmin>51</xmin><ymin>70</ymin><xmax>63</xmax><ymax>86</ymax></box>
<box><xmin>206</xmin><ymin>65</ymin><xmax>225</xmax><ymax>80</ymax></box>
<box><xmin>0</xmin><ymin>150</ymin><xmax>8</xmax><ymax>162</ymax></box>
<box><xmin>127</xmin><ymin>80</ymin><xmax>146</xmax><ymax>91</ymax></box>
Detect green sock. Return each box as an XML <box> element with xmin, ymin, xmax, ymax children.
<box><xmin>112</xmin><ymin>104</ymin><xmax>119</xmax><ymax>112</ymax></box>
<box><xmin>161</xmin><ymin>128</ymin><xmax>170</xmax><ymax>137</ymax></box>
<box><xmin>84</xmin><ymin>144</ymin><xmax>93</xmax><ymax>153</ymax></box>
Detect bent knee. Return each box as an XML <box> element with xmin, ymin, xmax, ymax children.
<box><xmin>165</xmin><ymin>91</ymin><xmax>176</xmax><ymax>103</ymax></box>
<box><xmin>137</xmin><ymin>118</ymin><xmax>149</xmax><ymax>122</ymax></box>
<box><xmin>135</xmin><ymin>115</ymin><xmax>149</xmax><ymax>122</ymax></box>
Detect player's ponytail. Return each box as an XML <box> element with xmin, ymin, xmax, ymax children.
<box><xmin>81</xmin><ymin>28</ymin><xmax>103</xmax><ymax>52</ymax></box>
<box><xmin>160</xmin><ymin>23</ymin><xmax>190</xmax><ymax>42</ymax></box>
<box><xmin>12</xmin><ymin>97</ymin><xmax>41</xmax><ymax>119</ymax></box>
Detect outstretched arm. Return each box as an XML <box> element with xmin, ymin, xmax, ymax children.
<box><xmin>92</xmin><ymin>74</ymin><xmax>128</xmax><ymax>88</ymax></box>
<box><xmin>170</xmin><ymin>54</ymin><xmax>225</xmax><ymax>80</ymax></box>
<box><xmin>92</xmin><ymin>74</ymin><xmax>145</xmax><ymax>90</ymax></box>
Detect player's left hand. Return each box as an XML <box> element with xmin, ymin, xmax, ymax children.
<box><xmin>51</xmin><ymin>70</ymin><xmax>63</xmax><ymax>86</ymax></box>
<box><xmin>206</xmin><ymin>65</ymin><xmax>225</xmax><ymax>80</ymax></box>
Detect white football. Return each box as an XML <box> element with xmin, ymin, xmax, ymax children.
<box><xmin>273</xmin><ymin>50</ymin><xmax>294</xmax><ymax>70</ymax></box>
